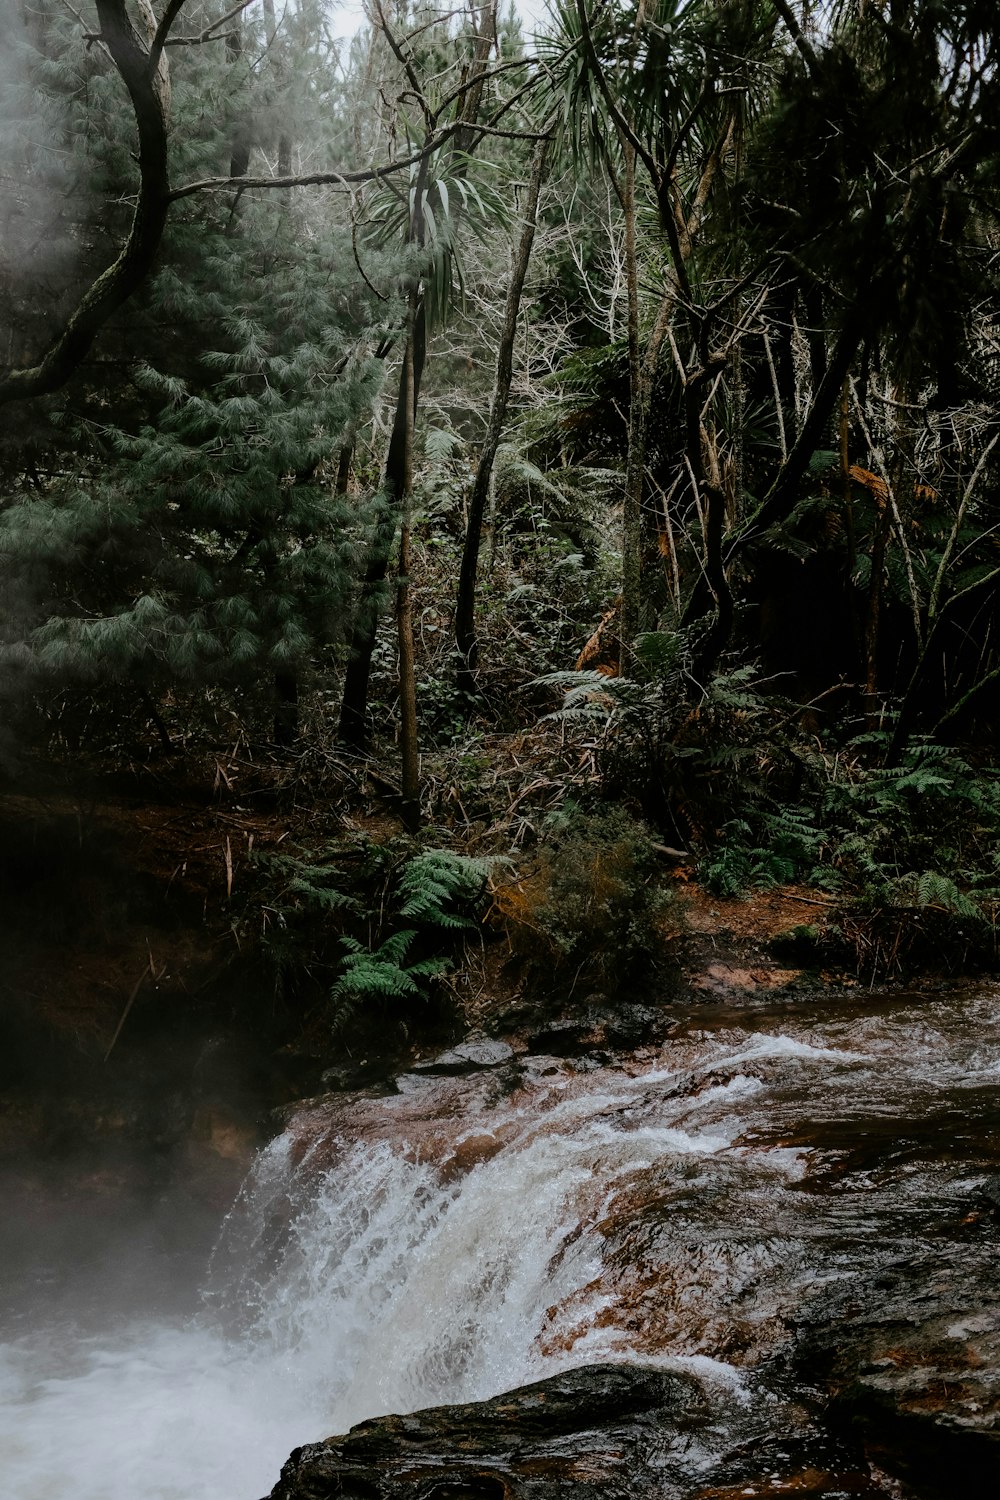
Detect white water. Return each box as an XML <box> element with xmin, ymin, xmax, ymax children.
<box><xmin>3</xmin><ymin>992</ymin><xmax>999</xmax><ymax>1500</ymax></box>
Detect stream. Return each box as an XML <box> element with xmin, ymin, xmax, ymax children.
<box><xmin>2</xmin><ymin>987</ymin><xmax>999</xmax><ymax>1498</ymax></box>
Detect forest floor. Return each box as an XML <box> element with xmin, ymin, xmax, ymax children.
<box><xmin>0</xmin><ymin>732</ymin><xmax>959</xmax><ymax>1163</ymax></box>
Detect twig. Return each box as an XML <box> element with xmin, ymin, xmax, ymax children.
<box><xmin>104</xmin><ymin>951</ymin><xmax>162</xmax><ymax>1061</ymax></box>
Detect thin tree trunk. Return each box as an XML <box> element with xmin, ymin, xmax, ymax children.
<box><xmin>864</xmin><ymin>490</ymin><xmax>890</xmax><ymax>729</ymax></box>
<box><xmin>620</xmin><ymin>284</ymin><xmax>677</xmax><ymax>658</ymax></box>
<box><xmin>336</xmin><ymin>440</ymin><xmax>353</xmax><ymax>495</ymax></box>
<box><xmin>273</xmin><ymin>670</ymin><xmax>299</xmax><ymax>747</ymax></box>
<box><xmin>338</xmin><ymin>4</ymin><xmax>495</xmax><ymax>748</ymax></box>
<box><xmin>619</xmin><ymin>143</ymin><xmax>643</xmax><ymax>659</ymax></box>
<box><xmin>227</xmin><ymin>24</ymin><xmax>251</xmax><ymax>179</ymax></box>
<box><xmin>262</xmin><ymin>0</ymin><xmax>292</xmax><ymax>179</ymax></box>
<box><xmin>398</xmin><ymin>295</ymin><xmax>420</xmax><ymax>831</ymax></box>
<box><xmin>338</xmin><ymin>303</ymin><xmax>427</xmax><ymax>750</ymax></box>
<box><xmin>736</xmin><ymin>309</ymin><xmax>867</xmax><ymax>546</ymax></box>
<box><xmin>455</xmin><ymin>132</ymin><xmax>551</xmax><ymax>687</ymax></box>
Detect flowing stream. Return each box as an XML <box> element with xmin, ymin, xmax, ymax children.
<box><xmin>3</xmin><ymin>988</ymin><xmax>1000</xmax><ymax>1499</ymax></box>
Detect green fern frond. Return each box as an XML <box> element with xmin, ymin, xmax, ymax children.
<box><xmin>397</xmin><ymin>850</ymin><xmax>495</xmax><ymax>928</ymax></box>
<box><xmin>891</xmin><ymin>870</ymin><xmax>983</xmax><ymax>920</ymax></box>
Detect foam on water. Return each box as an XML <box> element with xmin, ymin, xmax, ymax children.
<box><xmin>0</xmin><ymin>1324</ymin><xmax>332</xmax><ymax>1500</ymax></box>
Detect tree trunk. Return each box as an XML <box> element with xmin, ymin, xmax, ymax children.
<box><xmin>0</xmin><ymin>0</ymin><xmax>172</xmax><ymax>409</ymax></box>
<box><xmin>337</xmin><ymin>3</ymin><xmax>494</xmax><ymax>748</ymax></box>
<box><xmin>397</xmin><ymin>296</ymin><xmax>420</xmax><ymax>831</ymax></box>
<box><xmin>338</xmin><ymin>303</ymin><xmax>427</xmax><ymax>750</ymax></box>
<box><xmin>736</xmin><ymin>308</ymin><xmax>867</xmax><ymax>546</ymax></box>
<box><xmin>262</xmin><ymin>0</ymin><xmax>292</xmax><ymax>180</ymax></box>
<box><xmin>227</xmin><ymin>24</ymin><xmax>252</xmax><ymax>179</ymax></box>
<box><xmin>620</xmin><ymin>285</ymin><xmax>677</xmax><ymax>657</ymax></box>
<box><xmin>455</xmin><ymin>133</ymin><xmax>550</xmax><ymax>688</ymax></box>
<box><xmin>863</xmin><ymin>490</ymin><xmax>891</xmax><ymax>729</ymax></box>
<box><xmin>619</xmin><ymin>143</ymin><xmax>643</xmax><ymax>659</ymax></box>
<box><xmin>273</xmin><ymin>670</ymin><xmax>299</xmax><ymax>747</ymax></box>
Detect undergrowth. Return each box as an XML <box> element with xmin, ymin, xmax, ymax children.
<box><xmin>245</xmin><ymin>840</ymin><xmax>495</xmax><ymax>1041</ymax></box>
<box><xmin>544</xmin><ymin>643</ymin><xmax>1000</xmax><ymax>979</ymax></box>
<box><xmin>490</xmin><ymin>803</ymin><xmax>676</xmax><ymax>995</ymax></box>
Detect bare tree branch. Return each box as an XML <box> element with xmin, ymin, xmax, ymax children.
<box><xmin>167</xmin><ymin>125</ymin><xmax>462</xmax><ymax>202</ymax></box>
<box><xmin>0</xmin><ymin>0</ymin><xmax>173</xmax><ymax>410</ymax></box>
<box><xmin>166</xmin><ymin>0</ymin><xmax>256</xmax><ymax>48</ymax></box>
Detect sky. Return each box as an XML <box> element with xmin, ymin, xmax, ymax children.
<box><xmin>327</xmin><ymin>0</ymin><xmax>554</xmax><ymax>41</ymax></box>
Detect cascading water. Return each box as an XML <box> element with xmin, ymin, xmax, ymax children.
<box><xmin>3</xmin><ymin>988</ymin><xmax>1000</xmax><ymax>1499</ymax></box>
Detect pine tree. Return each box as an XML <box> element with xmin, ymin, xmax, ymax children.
<box><xmin>0</xmin><ymin>1</ymin><xmax>402</xmax><ymax>746</ymax></box>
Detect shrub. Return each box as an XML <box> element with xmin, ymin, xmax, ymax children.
<box><xmin>491</xmin><ymin>804</ymin><xmax>675</xmax><ymax>994</ymax></box>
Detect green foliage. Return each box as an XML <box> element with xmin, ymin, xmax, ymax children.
<box><xmin>494</xmin><ymin>803</ymin><xmax>673</xmax><ymax>992</ymax></box>
<box><xmin>0</xmin><ymin>313</ymin><xmax>386</xmax><ymax>723</ymax></box>
<box><xmin>331</xmin><ymin>931</ymin><xmax>449</xmax><ymax>1033</ymax></box>
<box><xmin>544</xmin><ymin>648</ymin><xmax>1000</xmax><ymax>975</ymax></box>
<box><xmin>328</xmin><ymin>847</ymin><xmax>494</xmax><ymax>1032</ymax></box>
<box><xmin>701</xmin><ymin>807</ymin><xmax>825</xmax><ymax>899</ymax></box>
<box><xmin>397</xmin><ymin>849</ymin><xmax>494</xmax><ymax>927</ymax></box>
<box><xmin>492</xmin><ymin>445</ymin><xmax>611</xmax><ymax>562</ymax></box>
<box><xmin>362</xmin><ymin>153</ymin><xmax>508</xmax><ymax>328</ymax></box>
<box><xmin>263</xmin><ymin>851</ymin><xmax>362</xmax><ymax>917</ymax></box>
<box><xmin>249</xmin><ymin>837</ymin><xmax>494</xmax><ymax>1035</ymax></box>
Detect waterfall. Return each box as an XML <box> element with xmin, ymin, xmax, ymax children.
<box><xmin>3</xmin><ymin>991</ymin><xmax>1000</xmax><ymax>1500</ymax></box>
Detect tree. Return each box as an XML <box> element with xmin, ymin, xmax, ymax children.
<box><xmin>0</xmin><ymin>0</ymin><xmax>491</xmax><ymax>417</ymax></box>
<box><xmin>336</xmin><ymin>0</ymin><xmax>512</xmax><ymax>755</ymax></box>
<box><xmin>454</xmin><ymin>127</ymin><xmax>553</xmax><ymax>687</ymax></box>
<box><xmin>546</xmin><ymin>0</ymin><xmax>775</xmax><ymax>667</ymax></box>
<box><xmin>0</xmin><ymin>1</ymin><xmax>399</xmax><ymax>745</ymax></box>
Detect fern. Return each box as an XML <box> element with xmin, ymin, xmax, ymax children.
<box><xmin>258</xmin><ymin>850</ymin><xmax>362</xmax><ymax>916</ymax></box>
<box><xmin>323</xmin><ymin>849</ymin><xmax>497</xmax><ymax>1034</ymax></box>
<box><xmin>396</xmin><ymin>850</ymin><xmax>496</xmax><ymax>928</ymax></box>
<box><xmin>890</xmin><ymin>870</ymin><xmax>984</xmax><ymax>920</ymax></box>
<box><xmin>330</xmin><ymin>931</ymin><xmax>449</xmax><ymax>1034</ymax></box>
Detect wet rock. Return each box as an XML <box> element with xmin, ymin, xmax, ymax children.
<box><xmin>974</xmin><ymin>1173</ymin><xmax>1000</xmax><ymax>1215</ymax></box>
<box><xmin>602</xmin><ymin>1003</ymin><xmax>674</xmax><ymax>1048</ymax></box>
<box><xmin>796</xmin><ymin>1244</ymin><xmax>1000</xmax><ymax>1497</ymax></box>
<box><xmin>525</xmin><ymin>1017</ymin><xmax>599</xmax><ymax>1056</ymax></box>
<box><xmin>526</xmin><ymin>1004</ymin><xmax>672</xmax><ymax>1058</ymax></box>
<box><xmin>263</xmin><ymin>1364</ymin><xmax>711</xmax><ymax>1500</ymax></box>
<box><xmin>408</xmin><ymin>1036</ymin><xmax>516</xmax><ymax>1076</ymax></box>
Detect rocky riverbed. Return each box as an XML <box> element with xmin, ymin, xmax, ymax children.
<box><xmin>221</xmin><ymin>987</ymin><xmax>1000</xmax><ymax>1500</ymax></box>
<box><xmin>4</xmin><ymin>986</ymin><xmax>999</xmax><ymax>1500</ymax></box>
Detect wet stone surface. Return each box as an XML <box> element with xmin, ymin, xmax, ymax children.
<box><xmin>263</xmin><ymin>1364</ymin><xmax>897</xmax><ymax>1500</ymax></box>
<box><xmin>797</xmin><ymin>1242</ymin><xmax>1000</xmax><ymax>1496</ymax></box>
<box><xmin>249</xmin><ymin>990</ymin><xmax>1000</xmax><ymax>1500</ymax></box>
<box><xmin>407</xmin><ymin>1037</ymin><xmax>517</xmax><ymax>1076</ymax></box>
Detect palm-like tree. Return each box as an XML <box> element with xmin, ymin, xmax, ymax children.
<box><xmin>335</xmin><ymin>0</ymin><xmax>508</xmax><ymax>832</ymax></box>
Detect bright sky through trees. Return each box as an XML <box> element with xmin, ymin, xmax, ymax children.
<box><xmin>328</xmin><ymin>0</ymin><xmax>551</xmax><ymax>40</ymax></box>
